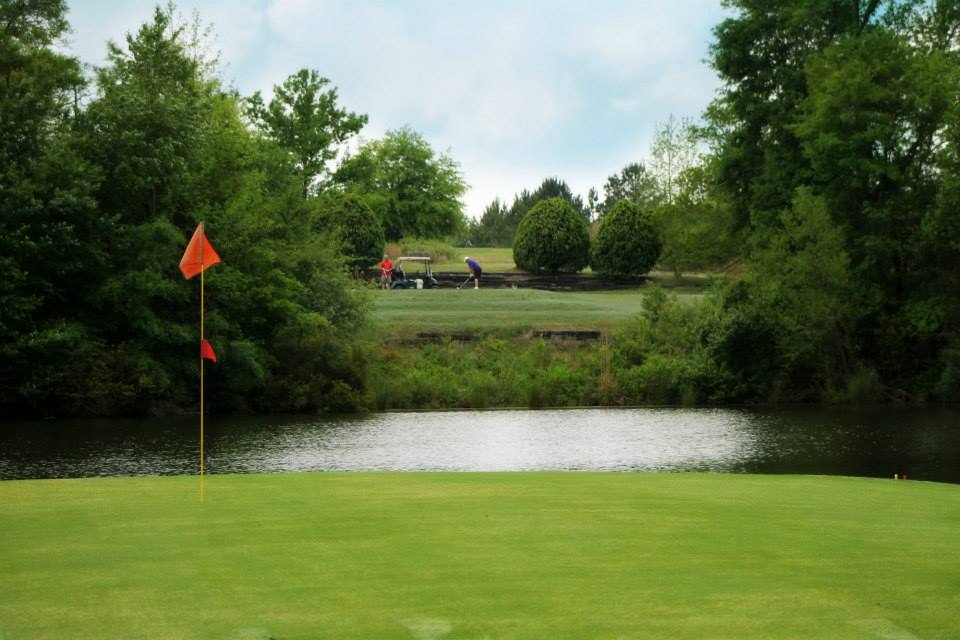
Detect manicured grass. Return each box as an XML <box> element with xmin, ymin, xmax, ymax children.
<box><xmin>440</xmin><ymin>247</ymin><xmax>519</xmax><ymax>272</ymax></box>
<box><xmin>382</xmin><ymin>247</ymin><xmax>723</xmax><ymax>335</ymax></box>
<box><xmin>396</xmin><ymin>247</ymin><xmax>717</xmax><ymax>334</ymax></box>
<box><xmin>372</xmin><ymin>288</ymin><xmax>703</xmax><ymax>334</ymax></box>
<box><xmin>1</xmin><ymin>473</ymin><xmax>958</xmax><ymax>639</ymax></box>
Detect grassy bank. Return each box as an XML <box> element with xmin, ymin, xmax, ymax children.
<box><xmin>374</xmin><ymin>288</ymin><xmax>638</xmax><ymax>335</ymax></box>
<box><xmin>372</xmin><ymin>288</ymin><xmax>700</xmax><ymax>335</ymax></box>
<box><xmin>2</xmin><ymin>473</ymin><xmax>957</xmax><ymax>639</ymax></box>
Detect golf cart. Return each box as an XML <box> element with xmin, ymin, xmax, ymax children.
<box><xmin>391</xmin><ymin>255</ymin><xmax>440</xmax><ymax>289</ymax></box>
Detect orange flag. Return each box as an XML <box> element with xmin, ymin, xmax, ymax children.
<box><xmin>179</xmin><ymin>223</ymin><xmax>221</xmax><ymax>279</ymax></box>
<box><xmin>201</xmin><ymin>339</ymin><xmax>217</xmax><ymax>362</ymax></box>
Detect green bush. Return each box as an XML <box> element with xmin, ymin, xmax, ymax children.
<box><xmin>327</xmin><ymin>193</ymin><xmax>384</xmax><ymax>269</ymax></box>
<box><xmin>841</xmin><ymin>368</ymin><xmax>883</xmax><ymax>404</ymax></box>
<box><xmin>61</xmin><ymin>340</ymin><xmax>152</xmax><ymax>417</ymax></box>
<box><xmin>591</xmin><ymin>200</ymin><xmax>662</xmax><ymax>277</ymax></box>
<box><xmin>368</xmin><ymin>336</ymin><xmax>599</xmax><ymax>410</ymax></box>
<box><xmin>612</xmin><ymin>290</ymin><xmax>736</xmax><ymax>404</ymax></box>
<box><xmin>614</xmin><ymin>353</ymin><xmax>717</xmax><ymax>405</ymax></box>
<box><xmin>206</xmin><ymin>340</ymin><xmax>268</xmax><ymax>413</ymax></box>
<box><xmin>512</xmin><ymin>197</ymin><xmax>590</xmax><ymax>273</ymax></box>
<box><xmin>653</xmin><ymin>201</ymin><xmax>738</xmax><ymax>277</ymax></box>
<box><xmin>261</xmin><ymin>313</ymin><xmax>370</xmax><ymax>413</ymax></box>
<box><xmin>705</xmin><ymin>303</ymin><xmax>781</xmax><ymax>401</ymax></box>
<box><xmin>934</xmin><ymin>346</ymin><xmax>960</xmax><ymax>402</ymax></box>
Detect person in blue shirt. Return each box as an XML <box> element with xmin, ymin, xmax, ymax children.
<box><xmin>464</xmin><ymin>256</ymin><xmax>482</xmax><ymax>289</ymax></box>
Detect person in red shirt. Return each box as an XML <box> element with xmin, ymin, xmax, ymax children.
<box><xmin>379</xmin><ymin>254</ymin><xmax>394</xmax><ymax>289</ymax></box>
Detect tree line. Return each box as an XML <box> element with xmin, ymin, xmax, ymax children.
<box><xmin>465</xmin><ymin>115</ymin><xmax>737</xmax><ymax>277</ymax></box>
<box><xmin>0</xmin><ymin>1</ymin><xmax>466</xmax><ymax>417</ymax></box>
<box><xmin>620</xmin><ymin>0</ymin><xmax>960</xmax><ymax>404</ymax></box>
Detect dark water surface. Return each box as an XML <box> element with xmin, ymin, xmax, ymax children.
<box><xmin>2</xmin><ymin>407</ymin><xmax>959</xmax><ymax>482</ymax></box>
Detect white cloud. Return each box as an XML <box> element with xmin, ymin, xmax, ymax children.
<box><xmin>609</xmin><ymin>95</ymin><xmax>648</xmax><ymax>114</ymax></box>
<box><xmin>64</xmin><ymin>0</ymin><xmax>264</xmax><ymax>79</ymax></box>
<box><xmin>458</xmin><ymin>163</ymin><xmax>545</xmax><ymax>220</ymax></box>
<box><xmin>64</xmin><ymin>0</ymin><xmax>727</xmax><ymax>221</ymax></box>
<box><xmin>574</xmin><ymin>9</ymin><xmax>694</xmax><ymax>79</ymax></box>
<box><xmin>609</xmin><ymin>61</ymin><xmax>720</xmax><ymax>116</ymax></box>
<box><xmin>196</xmin><ymin>1</ymin><xmax>264</xmax><ymax>78</ymax></box>
<box><xmin>63</xmin><ymin>2</ymin><xmax>147</xmax><ymax>64</ymax></box>
<box><xmin>257</xmin><ymin>2</ymin><xmax>583</xmax><ymax>145</ymax></box>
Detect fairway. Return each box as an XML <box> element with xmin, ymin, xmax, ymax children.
<box><xmin>2</xmin><ymin>473</ymin><xmax>958</xmax><ymax>640</ymax></box>
<box><xmin>437</xmin><ymin>247</ymin><xmax>519</xmax><ymax>273</ymax></box>
<box><xmin>372</xmin><ymin>288</ymin><xmax>699</xmax><ymax>334</ymax></box>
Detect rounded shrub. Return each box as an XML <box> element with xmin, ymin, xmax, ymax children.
<box><xmin>591</xmin><ymin>199</ymin><xmax>662</xmax><ymax>277</ymax></box>
<box><xmin>512</xmin><ymin>197</ymin><xmax>590</xmax><ymax>273</ymax></box>
<box><xmin>331</xmin><ymin>193</ymin><xmax>385</xmax><ymax>269</ymax></box>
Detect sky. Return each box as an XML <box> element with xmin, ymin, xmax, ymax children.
<box><xmin>63</xmin><ymin>0</ymin><xmax>730</xmax><ymax>219</ymax></box>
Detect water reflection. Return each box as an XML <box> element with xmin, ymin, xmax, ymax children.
<box><xmin>1</xmin><ymin>407</ymin><xmax>958</xmax><ymax>482</ymax></box>
<box><xmin>213</xmin><ymin>409</ymin><xmax>757</xmax><ymax>473</ymax></box>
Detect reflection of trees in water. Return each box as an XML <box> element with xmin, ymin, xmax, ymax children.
<box><xmin>735</xmin><ymin>407</ymin><xmax>960</xmax><ymax>482</ymax></box>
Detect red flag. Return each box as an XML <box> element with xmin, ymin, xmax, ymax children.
<box><xmin>179</xmin><ymin>223</ymin><xmax>221</xmax><ymax>279</ymax></box>
<box><xmin>200</xmin><ymin>340</ymin><xmax>217</xmax><ymax>363</ymax></box>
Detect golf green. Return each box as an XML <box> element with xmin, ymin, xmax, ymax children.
<box><xmin>372</xmin><ymin>288</ymin><xmax>702</xmax><ymax>334</ymax></box>
<box><xmin>1</xmin><ymin>473</ymin><xmax>957</xmax><ymax>639</ymax></box>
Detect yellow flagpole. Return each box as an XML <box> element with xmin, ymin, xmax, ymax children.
<box><xmin>200</xmin><ymin>257</ymin><xmax>205</xmax><ymax>503</ymax></box>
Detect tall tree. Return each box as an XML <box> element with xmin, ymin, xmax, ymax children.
<box><xmin>654</xmin><ymin>155</ymin><xmax>738</xmax><ymax>277</ymax></box>
<box><xmin>334</xmin><ymin>127</ymin><xmax>467</xmax><ymax>240</ymax></box>
<box><xmin>749</xmin><ymin>189</ymin><xmax>861</xmax><ymax>394</ymax></box>
<box><xmin>78</xmin><ymin>5</ymin><xmax>369</xmax><ymax>415</ymax></box>
<box><xmin>479</xmin><ymin>177</ymin><xmax>589</xmax><ymax>247</ymax></box>
<box><xmin>467</xmin><ymin>198</ymin><xmax>510</xmax><ymax>246</ymax></box>
<box><xmin>85</xmin><ymin>4</ymin><xmax>213</xmax><ymax>228</ymax></box>
<box><xmin>650</xmin><ymin>115</ymin><xmax>700</xmax><ymax>205</ymax></box>
<box><xmin>526</xmin><ymin>177</ymin><xmax>589</xmax><ymax>222</ymax></box>
<box><xmin>708</xmin><ymin>0</ymin><xmax>960</xmax><ymax>399</ymax></box>
<box><xmin>0</xmin><ymin>2</ymin><xmax>373</xmax><ymax>417</ymax></box>
<box><xmin>246</xmin><ymin>69</ymin><xmax>367</xmax><ymax>197</ymax></box>
<box><xmin>593</xmin><ymin>162</ymin><xmax>661</xmax><ymax>219</ymax></box>
<box><xmin>317</xmin><ymin>191</ymin><xmax>385</xmax><ymax>270</ymax></box>
<box><xmin>0</xmin><ymin>0</ymin><xmax>101</xmax><ymax>412</ymax></box>
<box><xmin>793</xmin><ymin>21</ymin><xmax>960</xmax><ymax>390</ymax></box>
<box><xmin>81</xmin><ymin>4</ymin><xmax>219</xmax><ymax>361</ymax></box>
<box><xmin>707</xmin><ymin>0</ymin><xmax>888</xmax><ymax>231</ymax></box>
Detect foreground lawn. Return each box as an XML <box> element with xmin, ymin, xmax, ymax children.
<box><xmin>372</xmin><ymin>288</ymin><xmax>702</xmax><ymax>334</ymax></box>
<box><xmin>1</xmin><ymin>473</ymin><xmax>958</xmax><ymax>639</ymax></box>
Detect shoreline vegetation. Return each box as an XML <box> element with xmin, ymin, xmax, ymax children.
<box><xmin>365</xmin><ymin>274</ymin><xmax>922</xmax><ymax>412</ymax></box>
<box><xmin>3</xmin><ymin>473</ymin><xmax>957</xmax><ymax>639</ymax></box>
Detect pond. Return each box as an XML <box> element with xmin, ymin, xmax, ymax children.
<box><xmin>3</xmin><ymin>407</ymin><xmax>959</xmax><ymax>483</ymax></box>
